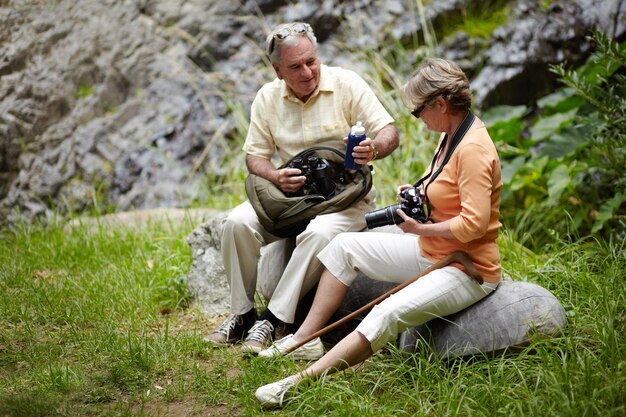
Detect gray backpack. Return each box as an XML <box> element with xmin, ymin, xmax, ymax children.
<box><xmin>245</xmin><ymin>146</ymin><xmax>373</xmax><ymax>237</ymax></box>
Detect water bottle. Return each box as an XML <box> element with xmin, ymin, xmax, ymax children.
<box><xmin>345</xmin><ymin>121</ymin><xmax>366</xmax><ymax>169</ymax></box>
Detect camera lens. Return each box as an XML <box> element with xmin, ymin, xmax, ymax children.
<box><xmin>365</xmin><ymin>203</ymin><xmax>403</xmax><ymax>229</ymax></box>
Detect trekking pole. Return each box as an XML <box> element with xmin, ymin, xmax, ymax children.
<box><xmin>283</xmin><ymin>250</ymin><xmax>483</xmax><ymax>355</ymax></box>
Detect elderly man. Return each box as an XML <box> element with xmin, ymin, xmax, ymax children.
<box><xmin>205</xmin><ymin>22</ymin><xmax>399</xmax><ymax>354</ymax></box>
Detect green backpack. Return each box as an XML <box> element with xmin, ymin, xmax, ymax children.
<box><xmin>245</xmin><ymin>146</ymin><xmax>373</xmax><ymax>237</ymax></box>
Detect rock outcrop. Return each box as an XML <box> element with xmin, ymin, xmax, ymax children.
<box><xmin>1</xmin><ymin>0</ymin><xmax>623</xmax><ymax>224</ymax></box>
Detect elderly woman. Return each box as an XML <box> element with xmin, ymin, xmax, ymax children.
<box><xmin>254</xmin><ymin>58</ymin><xmax>503</xmax><ymax>408</ymax></box>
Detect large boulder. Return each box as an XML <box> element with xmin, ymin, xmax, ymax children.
<box><xmin>397</xmin><ymin>280</ymin><xmax>567</xmax><ymax>358</ymax></box>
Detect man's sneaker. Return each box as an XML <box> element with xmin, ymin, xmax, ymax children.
<box><xmin>255</xmin><ymin>376</ymin><xmax>298</xmax><ymax>408</ymax></box>
<box><xmin>258</xmin><ymin>334</ymin><xmax>324</xmax><ymax>360</ymax></box>
<box><xmin>241</xmin><ymin>320</ymin><xmax>274</xmax><ymax>354</ymax></box>
<box><xmin>203</xmin><ymin>314</ymin><xmax>250</xmax><ymax>346</ymax></box>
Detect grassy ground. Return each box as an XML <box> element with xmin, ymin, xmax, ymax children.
<box><xmin>0</xmin><ymin>214</ymin><xmax>624</xmax><ymax>416</ymax></box>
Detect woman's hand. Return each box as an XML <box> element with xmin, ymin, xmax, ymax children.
<box><xmin>396</xmin><ymin>209</ymin><xmax>422</xmax><ymax>234</ymax></box>
<box><xmin>396</xmin><ymin>184</ymin><xmax>413</xmax><ymax>202</ymax></box>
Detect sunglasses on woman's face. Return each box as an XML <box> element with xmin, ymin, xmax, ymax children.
<box><xmin>411</xmin><ymin>95</ymin><xmax>440</xmax><ymax>119</ymax></box>
<box><xmin>411</xmin><ymin>103</ymin><xmax>427</xmax><ymax>119</ymax></box>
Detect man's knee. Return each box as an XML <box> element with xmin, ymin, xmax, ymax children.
<box><xmin>224</xmin><ymin>205</ymin><xmax>258</xmax><ymax>234</ymax></box>
<box><xmin>297</xmin><ymin>220</ymin><xmax>352</xmax><ymax>246</ymax></box>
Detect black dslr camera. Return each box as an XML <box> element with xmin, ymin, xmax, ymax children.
<box><xmin>287</xmin><ymin>155</ymin><xmax>336</xmax><ymax>198</ymax></box>
<box><xmin>365</xmin><ymin>187</ymin><xmax>429</xmax><ymax>229</ymax></box>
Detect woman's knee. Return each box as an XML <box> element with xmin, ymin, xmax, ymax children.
<box><xmin>357</xmin><ymin>305</ymin><xmax>403</xmax><ymax>351</ymax></box>
<box><xmin>369</xmin><ymin>304</ymin><xmax>402</xmax><ymax>335</ymax></box>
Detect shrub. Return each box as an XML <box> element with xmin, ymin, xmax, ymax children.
<box><xmin>482</xmin><ymin>32</ymin><xmax>625</xmax><ymax>249</ymax></box>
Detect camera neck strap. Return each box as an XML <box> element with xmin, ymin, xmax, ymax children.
<box><xmin>414</xmin><ymin>111</ymin><xmax>475</xmax><ymax>216</ymax></box>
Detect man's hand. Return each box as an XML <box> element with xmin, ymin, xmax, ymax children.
<box><xmin>342</xmin><ymin>123</ymin><xmax>399</xmax><ymax>164</ymax></box>
<box><xmin>277</xmin><ymin>167</ymin><xmax>306</xmax><ymax>193</ymax></box>
<box><xmin>343</xmin><ymin>136</ymin><xmax>377</xmax><ymax>164</ymax></box>
<box><xmin>247</xmin><ymin>154</ymin><xmax>305</xmax><ymax>193</ymax></box>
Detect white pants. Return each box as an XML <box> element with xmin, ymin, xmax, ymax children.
<box><xmin>221</xmin><ymin>191</ymin><xmax>376</xmax><ymax>323</ymax></box>
<box><xmin>317</xmin><ymin>232</ymin><xmax>498</xmax><ymax>352</ymax></box>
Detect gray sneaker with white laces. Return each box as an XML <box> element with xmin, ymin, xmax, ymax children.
<box><xmin>258</xmin><ymin>334</ymin><xmax>324</xmax><ymax>360</ymax></box>
<box><xmin>255</xmin><ymin>376</ymin><xmax>298</xmax><ymax>408</ymax></box>
<box><xmin>203</xmin><ymin>314</ymin><xmax>250</xmax><ymax>346</ymax></box>
<box><xmin>241</xmin><ymin>319</ymin><xmax>274</xmax><ymax>354</ymax></box>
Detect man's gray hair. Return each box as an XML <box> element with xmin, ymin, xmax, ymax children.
<box><xmin>266</xmin><ymin>22</ymin><xmax>318</xmax><ymax>64</ymax></box>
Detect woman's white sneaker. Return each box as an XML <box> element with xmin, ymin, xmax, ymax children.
<box><xmin>255</xmin><ymin>376</ymin><xmax>298</xmax><ymax>408</ymax></box>
<box><xmin>258</xmin><ymin>334</ymin><xmax>324</xmax><ymax>360</ymax></box>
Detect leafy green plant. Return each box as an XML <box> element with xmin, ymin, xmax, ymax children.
<box><xmin>75</xmin><ymin>84</ymin><xmax>96</xmax><ymax>100</ymax></box>
<box><xmin>444</xmin><ymin>0</ymin><xmax>511</xmax><ymax>39</ymax></box>
<box><xmin>551</xmin><ymin>33</ymin><xmax>626</xmax><ymax>233</ymax></box>
<box><xmin>483</xmin><ymin>32</ymin><xmax>625</xmax><ymax>249</ymax></box>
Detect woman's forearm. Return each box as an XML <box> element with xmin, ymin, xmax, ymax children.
<box><xmin>398</xmin><ymin>215</ymin><xmax>456</xmax><ymax>239</ymax></box>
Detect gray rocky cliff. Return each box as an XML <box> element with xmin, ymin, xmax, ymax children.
<box><xmin>0</xmin><ymin>0</ymin><xmax>624</xmax><ymax>223</ymax></box>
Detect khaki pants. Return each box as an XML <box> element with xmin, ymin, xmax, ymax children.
<box><xmin>221</xmin><ymin>190</ymin><xmax>376</xmax><ymax>323</ymax></box>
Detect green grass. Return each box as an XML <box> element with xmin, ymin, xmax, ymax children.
<box><xmin>2</xmin><ymin>4</ymin><xmax>624</xmax><ymax>416</ymax></box>
<box><xmin>450</xmin><ymin>1</ymin><xmax>510</xmax><ymax>39</ymax></box>
<box><xmin>0</xmin><ymin>215</ymin><xmax>624</xmax><ymax>416</ymax></box>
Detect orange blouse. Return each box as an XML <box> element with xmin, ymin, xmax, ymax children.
<box><xmin>419</xmin><ymin>118</ymin><xmax>502</xmax><ymax>282</ymax></box>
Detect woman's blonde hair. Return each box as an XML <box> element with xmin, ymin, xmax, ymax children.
<box><xmin>401</xmin><ymin>58</ymin><xmax>472</xmax><ymax>114</ymax></box>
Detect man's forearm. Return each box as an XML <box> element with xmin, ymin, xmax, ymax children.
<box><xmin>371</xmin><ymin>124</ymin><xmax>400</xmax><ymax>160</ymax></box>
<box><xmin>246</xmin><ymin>154</ymin><xmax>279</xmax><ymax>184</ymax></box>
